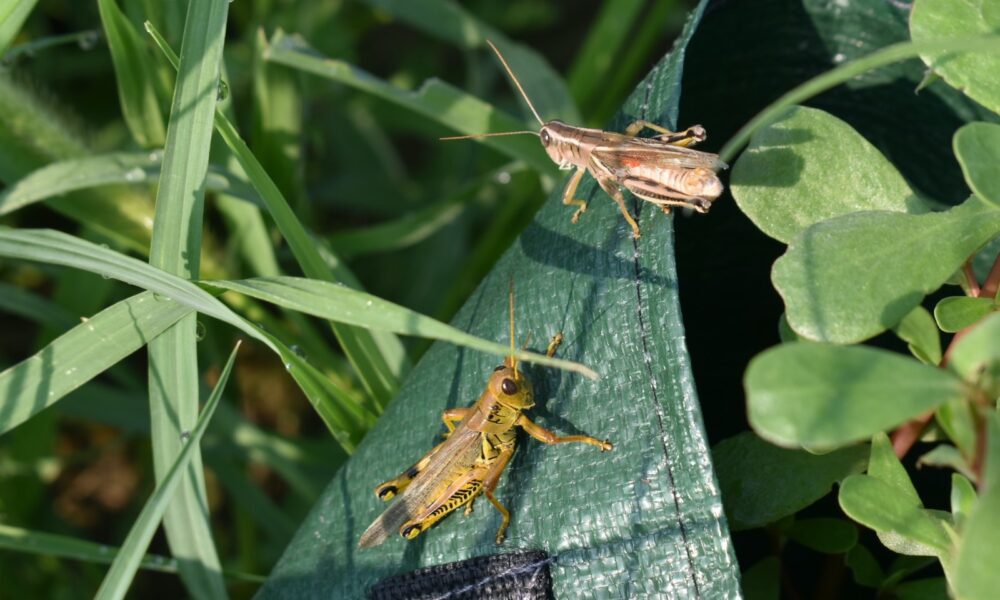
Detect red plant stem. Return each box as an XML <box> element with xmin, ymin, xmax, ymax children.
<box><xmin>892</xmin><ymin>411</ymin><xmax>934</xmax><ymax>459</ymax></box>
<box><xmin>980</xmin><ymin>251</ymin><xmax>1000</xmax><ymax>299</ymax></box>
<box><xmin>963</xmin><ymin>261</ymin><xmax>981</xmax><ymax>297</ymax></box>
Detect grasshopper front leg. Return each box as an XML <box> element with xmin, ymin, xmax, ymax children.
<box><xmin>517</xmin><ymin>414</ymin><xmax>613</xmax><ymax>452</ymax></box>
<box><xmin>561</xmin><ymin>167</ymin><xmax>588</xmax><ymax>224</ymax></box>
<box><xmin>442</xmin><ymin>407</ymin><xmax>471</xmax><ymax>437</ymax></box>
<box><xmin>624</xmin><ymin>121</ymin><xmax>707</xmax><ymax>147</ymax></box>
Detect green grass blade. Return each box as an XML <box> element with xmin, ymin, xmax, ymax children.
<box><xmin>0</xmin><ymin>291</ymin><xmax>190</xmax><ymax>435</ymax></box>
<box><xmin>0</xmin><ymin>281</ymin><xmax>77</xmax><ymax>330</ymax></box>
<box><xmin>0</xmin><ymin>151</ymin><xmax>262</xmax><ymax>216</ymax></box>
<box><xmin>97</xmin><ymin>0</ymin><xmax>167</xmax><ymax>147</ymax></box>
<box><xmin>262</xmin><ymin>30</ymin><xmax>556</xmax><ymax>176</ymax></box>
<box><xmin>327</xmin><ymin>163</ymin><xmax>524</xmax><ymax>259</ymax></box>
<box><xmin>144</xmin><ymin>0</ymin><xmax>229</xmax><ymax>596</ymax></box>
<box><xmin>0</xmin><ymin>229</ymin><xmax>374</xmax><ymax>450</ymax></box>
<box><xmin>95</xmin><ymin>343</ymin><xmax>240</xmax><ymax>600</ymax></box>
<box><xmin>567</xmin><ymin>0</ymin><xmax>645</xmax><ymax>114</ymax></box>
<box><xmin>0</xmin><ymin>0</ymin><xmax>38</xmax><ymax>54</ymax></box>
<box><xmin>204</xmin><ymin>276</ymin><xmax>598</xmax><ymax>379</ymax></box>
<box><xmin>0</xmin><ymin>523</ymin><xmax>264</xmax><ymax>583</ymax></box>
<box><xmin>355</xmin><ymin>0</ymin><xmax>579</xmax><ymax>122</ymax></box>
<box><xmin>0</xmin><ymin>77</ymin><xmax>154</xmax><ymax>253</ymax></box>
<box><xmin>146</xmin><ymin>20</ymin><xmax>408</xmax><ymax>407</ymax></box>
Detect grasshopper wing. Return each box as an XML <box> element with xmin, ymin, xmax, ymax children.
<box><xmin>358</xmin><ymin>425</ymin><xmax>482</xmax><ymax>548</ymax></box>
<box><xmin>593</xmin><ymin>141</ymin><xmax>727</xmax><ymax>172</ymax></box>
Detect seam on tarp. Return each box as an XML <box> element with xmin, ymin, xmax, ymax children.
<box><xmin>626</xmin><ymin>61</ymin><xmax>702</xmax><ymax>599</ymax></box>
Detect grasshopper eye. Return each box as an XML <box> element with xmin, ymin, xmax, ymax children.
<box><xmin>501</xmin><ymin>378</ymin><xmax>518</xmax><ymax>395</ymax></box>
<box><xmin>540</xmin><ymin>129</ymin><xmax>551</xmax><ymax>146</ymax></box>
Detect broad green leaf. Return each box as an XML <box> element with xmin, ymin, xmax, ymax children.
<box><xmin>839</xmin><ymin>475</ymin><xmax>950</xmax><ymax>555</ymax></box>
<box><xmin>97</xmin><ymin>0</ymin><xmax>166</xmax><ymax>147</ymax></box>
<box><xmin>147</xmin><ymin>22</ymin><xmax>409</xmax><ymax>407</ymax></box>
<box><xmin>741</xmin><ymin>557</ymin><xmax>780</xmax><ymax>600</ymax></box>
<box><xmin>0</xmin><ymin>523</ymin><xmax>263</xmax><ymax>582</ymax></box>
<box><xmin>712</xmin><ymin>432</ymin><xmax>867</xmax><ymax>530</ymax></box>
<box><xmin>746</xmin><ymin>343</ymin><xmax>964</xmax><ymax>448</ymax></box>
<box><xmin>868</xmin><ymin>432</ymin><xmax>921</xmax><ymax>506</ymax></box>
<box><xmin>0</xmin><ymin>151</ymin><xmax>262</xmax><ymax>216</ymax></box>
<box><xmin>951</xmin><ymin>473</ymin><xmax>977</xmax><ymax>530</ymax></box>
<box><xmin>731</xmin><ymin>106</ymin><xmax>925</xmax><ymax>244</ymax></box>
<box><xmin>893</xmin><ymin>306</ymin><xmax>943</xmax><ymax>365</ymax></box>
<box><xmin>0</xmin><ymin>0</ymin><xmax>37</xmax><ymax>55</ymax></box>
<box><xmin>204</xmin><ymin>277</ymin><xmax>596</xmax><ymax>379</ymax></box>
<box><xmin>262</xmin><ymin>30</ymin><xmax>556</xmax><ymax>177</ymax></box>
<box><xmin>258</xmin><ymin>2</ymin><xmax>741</xmax><ymax>596</ymax></box>
<box><xmin>953</xmin><ymin>414</ymin><xmax>1000</xmax><ymax>598</ymax></box>
<box><xmin>144</xmin><ymin>1</ymin><xmax>230</xmax><ymax>596</ymax></box>
<box><xmin>773</xmin><ymin>197</ymin><xmax>1000</xmax><ymax>343</ymax></box>
<box><xmin>934</xmin><ymin>296</ymin><xmax>995</xmax><ymax>332</ymax></box>
<box><xmin>355</xmin><ymin>0</ymin><xmax>579</xmax><ymax>123</ymax></box>
<box><xmin>911</xmin><ymin>0</ymin><xmax>1000</xmax><ymax>115</ymax></box>
<box><xmin>948</xmin><ymin>311</ymin><xmax>1000</xmax><ymax>380</ymax></box>
<box><xmin>919</xmin><ymin>445</ymin><xmax>975</xmax><ymax>481</ymax></box>
<box><xmin>786</xmin><ymin>518</ymin><xmax>858</xmax><ymax>554</ymax></box>
<box><xmin>935</xmin><ymin>399</ymin><xmax>977</xmax><ymax>460</ymax></box>
<box><xmin>954</xmin><ymin>122</ymin><xmax>1000</xmax><ymax>208</ymax></box>
<box><xmin>0</xmin><ymin>291</ymin><xmax>189</xmax><ymax>436</ymax></box>
<box><xmin>882</xmin><ymin>556</ymin><xmax>939</xmax><ymax>589</ymax></box>
<box><xmin>95</xmin><ymin>344</ymin><xmax>238</xmax><ymax>600</ymax></box>
<box><xmin>846</xmin><ymin>544</ymin><xmax>885</xmax><ymax>588</ymax></box>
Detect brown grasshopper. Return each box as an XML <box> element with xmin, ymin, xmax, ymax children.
<box><xmin>358</xmin><ymin>289</ymin><xmax>612</xmax><ymax>548</ymax></box>
<box><xmin>443</xmin><ymin>41</ymin><xmax>726</xmax><ymax>239</ymax></box>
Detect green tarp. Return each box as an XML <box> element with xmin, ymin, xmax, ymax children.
<box><xmin>258</xmin><ymin>2</ymin><xmax>741</xmax><ymax>597</ymax></box>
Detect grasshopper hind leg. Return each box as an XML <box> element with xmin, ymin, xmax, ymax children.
<box><xmin>624</xmin><ymin>120</ymin><xmax>707</xmax><ymax>147</ymax></box>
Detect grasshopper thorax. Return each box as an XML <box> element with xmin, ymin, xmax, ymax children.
<box><xmin>488</xmin><ymin>365</ymin><xmax>534</xmax><ymax>410</ymax></box>
<box><xmin>539</xmin><ymin>120</ymin><xmax>591</xmax><ymax>171</ymax></box>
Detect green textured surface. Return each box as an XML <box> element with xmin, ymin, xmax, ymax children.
<box><xmin>258</xmin><ymin>2</ymin><xmax>740</xmax><ymax>597</ymax></box>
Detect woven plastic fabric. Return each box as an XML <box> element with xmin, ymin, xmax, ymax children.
<box><xmin>369</xmin><ymin>550</ymin><xmax>552</xmax><ymax>600</ymax></box>
<box><xmin>258</xmin><ymin>2</ymin><xmax>740</xmax><ymax>597</ymax></box>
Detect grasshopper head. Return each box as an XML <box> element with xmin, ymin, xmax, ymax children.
<box><xmin>489</xmin><ymin>365</ymin><xmax>534</xmax><ymax>409</ymax></box>
<box><xmin>539</xmin><ymin>121</ymin><xmax>575</xmax><ymax>168</ymax></box>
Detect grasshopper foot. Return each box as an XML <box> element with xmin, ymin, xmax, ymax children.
<box><xmin>600</xmin><ymin>439</ymin><xmax>613</xmax><ymax>452</ymax></box>
<box><xmin>569</xmin><ymin>201</ymin><xmax>588</xmax><ymax>224</ymax></box>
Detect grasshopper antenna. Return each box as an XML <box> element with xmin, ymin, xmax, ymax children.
<box><xmin>486</xmin><ymin>40</ymin><xmax>545</xmax><ymax>128</ymax></box>
<box><xmin>507</xmin><ymin>277</ymin><xmax>518</xmax><ymax>379</ymax></box>
<box><xmin>440</xmin><ymin>130</ymin><xmax>539</xmax><ymax>141</ymax></box>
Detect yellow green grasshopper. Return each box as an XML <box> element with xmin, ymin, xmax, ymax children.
<box><xmin>359</xmin><ymin>289</ymin><xmax>612</xmax><ymax>548</ymax></box>
<box><xmin>443</xmin><ymin>41</ymin><xmax>726</xmax><ymax>239</ymax></box>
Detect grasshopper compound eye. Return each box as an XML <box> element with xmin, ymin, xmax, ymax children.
<box><xmin>501</xmin><ymin>378</ymin><xmax>518</xmax><ymax>395</ymax></box>
<box><xmin>540</xmin><ymin>128</ymin><xmax>551</xmax><ymax>146</ymax></box>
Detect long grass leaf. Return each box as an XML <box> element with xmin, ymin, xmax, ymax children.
<box><xmin>204</xmin><ymin>277</ymin><xmax>598</xmax><ymax>379</ymax></box>
<box><xmin>0</xmin><ymin>151</ymin><xmax>262</xmax><ymax>216</ymax></box>
<box><xmin>146</xmin><ymin>21</ymin><xmax>408</xmax><ymax>407</ymax></box>
<box><xmin>144</xmin><ymin>0</ymin><xmax>229</xmax><ymax>596</ymax></box>
<box><xmin>0</xmin><ymin>228</ymin><xmax>374</xmax><ymax>450</ymax></box>
<box><xmin>0</xmin><ymin>291</ymin><xmax>190</xmax><ymax>435</ymax></box>
<box><xmin>327</xmin><ymin>163</ymin><xmax>524</xmax><ymax>259</ymax></box>
<box><xmin>0</xmin><ymin>0</ymin><xmax>38</xmax><ymax>54</ymax></box>
<box><xmin>95</xmin><ymin>343</ymin><xmax>240</xmax><ymax>600</ymax></box>
<box><xmin>97</xmin><ymin>0</ymin><xmax>167</xmax><ymax>147</ymax></box>
<box><xmin>567</xmin><ymin>0</ymin><xmax>645</xmax><ymax>116</ymax></box>
<box><xmin>0</xmin><ymin>281</ymin><xmax>77</xmax><ymax>330</ymax></box>
<box><xmin>0</xmin><ymin>523</ymin><xmax>264</xmax><ymax>583</ymax></box>
<box><xmin>0</xmin><ymin>77</ymin><xmax>154</xmax><ymax>253</ymax></box>
<box><xmin>355</xmin><ymin>0</ymin><xmax>579</xmax><ymax>122</ymax></box>
<box><xmin>263</xmin><ymin>30</ymin><xmax>556</xmax><ymax>176</ymax></box>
